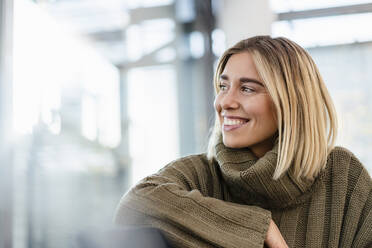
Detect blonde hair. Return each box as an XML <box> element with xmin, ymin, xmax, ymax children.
<box><xmin>207</xmin><ymin>36</ymin><xmax>337</xmax><ymax>181</ymax></box>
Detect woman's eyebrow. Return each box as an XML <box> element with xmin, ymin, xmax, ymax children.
<box><xmin>240</xmin><ymin>77</ymin><xmax>264</xmax><ymax>87</ymax></box>
<box><xmin>220</xmin><ymin>74</ymin><xmax>264</xmax><ymax>87</ymax></box>
<box><xmin>219</xmin><ymin>74</ymin><xmax>229</xmax><ymax>81</ymax></box>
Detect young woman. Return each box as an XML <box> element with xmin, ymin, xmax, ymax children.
<box><xmin>114</xmin><ymin>36</ymin><xmax>372</xmax><ymax>248</ymax></box>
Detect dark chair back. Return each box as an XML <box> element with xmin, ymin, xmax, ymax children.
<box><xmin>75</xmin><ymin>226</ymin><xmax>173</xmax><ymax>248</ymax></box>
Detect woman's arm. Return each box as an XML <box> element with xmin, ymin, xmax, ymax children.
<box><xmin>114</xmin><ymin>155</ymin><xmax>272</xmax><ymax>248</ymax></box>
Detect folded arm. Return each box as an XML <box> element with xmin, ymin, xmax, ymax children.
<box><xmin>114</xmin><ymin>155</ymin><xmax>271</xmax><ymax>248</ymax></box>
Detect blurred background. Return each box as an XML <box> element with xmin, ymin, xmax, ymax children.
<box><xmin>1</xmin><ymin>0</ymin><xmax>372</xmax><ymax>247</ymax></box>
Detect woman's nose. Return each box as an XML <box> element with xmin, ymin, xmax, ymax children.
<box><xmin>220</xmin><ymin>89</ymin><xmax>239</xmax><ymax>110</ymax></box>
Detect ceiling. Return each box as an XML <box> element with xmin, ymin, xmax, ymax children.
<box><xmin>36</xmin><ymin>0</ymin><xmax>134</xmax><ymax>66</ymax></box>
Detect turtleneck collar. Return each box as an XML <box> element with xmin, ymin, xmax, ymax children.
<box><xmin>215</xmin><ymin>137</ymin><xmax>322</xmax><ymax>209</ymax></box>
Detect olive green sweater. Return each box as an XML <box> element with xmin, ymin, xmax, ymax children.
<box><xmin>114</xmin><ymin>141</ymin><xmax>372</xmax><ymax>248</ymax></box>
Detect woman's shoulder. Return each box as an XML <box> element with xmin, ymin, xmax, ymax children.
<box><xmin>169</xmin><ymin>153</ymin><xmax>209</xmax><ymax>164</ymax></box>
<box><xmin>158</xmin><ymin>153</ymin><xmax>217</xmax><ymax>176</ymax></box>
<box><xmin>163</xmin><ymin>153</ymin><xmax>210</xmax><ymax>169</ymax></box>
<box><xmin>327</xmin><ymin>146</ymin><xmax>366</xmax><ymax>171</ymax></box>
<box><xmin>329</xmin><ymin>145</ymin><xmax>356</xmax><ymax>157</ymax></box>
<box><xmin>325</xmin><ymin>145</ymin><xmax>371</xmax><ymax>188</ymax></box>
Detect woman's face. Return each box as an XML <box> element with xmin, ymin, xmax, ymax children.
<box><xmin>214</xmin><ymin>52</ymin><xmax>278</xmax><ymax>157</ymax></box>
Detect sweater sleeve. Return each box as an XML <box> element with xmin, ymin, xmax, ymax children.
<box><xmin>114</xmin><ymin>155</ymin><xmax>271</xmax><ymax>248</ymax></box>
<box><xmin>335</xmin><ymin>150</ymin><xmax>372</xmax><ymax>248</ymax></box>
<box><xmin>352</xmin><ymin>189</ymin><xmax>372</xmax><ymax>248</ymax></box>
<box><xmin>351</xmin><ymin>168</ymin><xmax>372</xmax><ymax>248</ymax></box>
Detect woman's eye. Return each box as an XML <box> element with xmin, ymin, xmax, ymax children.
<box><xmin>242</xmin><ymin>86</ymin><xmax>254</xmax><ymax>93</ymax></box>
<box><xmin>219</xmin><ymin>83</ymin><xmax>227</xmax><ymax>91</ymax></box>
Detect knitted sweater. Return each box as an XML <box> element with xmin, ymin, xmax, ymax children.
<box><xmin>114</xmin><ymin>141</ymin><xmax>372</xmax><ymax>248</ymax></box>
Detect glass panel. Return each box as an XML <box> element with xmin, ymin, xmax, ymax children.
<box><xmin>126</xmin><ymin>19</ymin><xmax>175</xmax><ymax>61</ymax></box>
<box><xmin>189</xmin><ymin>31</ymin><xmax>205</xmax><ymax>59</ymax></box>
<box><xmin>40</xmin><ymin>0</ymin><xmax>130</xmax><ymax>34</ymax></box>
<box><xmin>13</xmin><ymin>1</ymin><xmax>123</xmax><ymax>247</ymax></box>
<box><xmin>308</xmin><ymin>43</ymin><xmax>372</xmax><ymax>173</ymax></box>
<box><xmin>142</xmin><ymin>19</ymin><xmax>175</xmax><ymax>54</ymax></box>
<box><xmin>212</xmin><ymin>28</ymin><xmax>226</xmax><ymax>56</ymax></box>
<box><xmin>14</xmin><ymin>0</ymin><xmax>121</xmax><ymax>146</ymax></box>
<box><xmin>127</xmin><ymin>65</ymin><xmax>179</xmax><ymax>185</ymax></box>
<box><xmin>155</xmin><ymin>47</ymin><xmax>177</xmax><ymax>62</ymax></box>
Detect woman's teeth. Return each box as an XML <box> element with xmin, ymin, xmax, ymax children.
<box><xmin>224</xmin><ymin>118</ymin><xmax>248</xmax><ymax>125</ymax></box>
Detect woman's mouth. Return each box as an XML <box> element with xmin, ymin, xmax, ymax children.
<box><xmin>223</xmin><ymin>117</ymin><xmax>250</xmax><ymax>131</ymax></box>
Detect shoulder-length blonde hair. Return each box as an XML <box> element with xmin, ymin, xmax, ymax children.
<box><xmin>207</xmin><ymin>36</ymin><xmax>337</xmax><ymax>181</ymax></box>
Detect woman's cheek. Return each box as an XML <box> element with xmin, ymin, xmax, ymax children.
<box><xmin>214</xmin><ymin>96</ymin><xmax>221</xmax><ymax>112</ymax></box>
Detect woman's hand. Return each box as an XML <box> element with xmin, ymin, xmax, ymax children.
<box><xmin>264</xmin><ymin>219</ymin><xmax>288</xmax><ymax>248</ymax></box>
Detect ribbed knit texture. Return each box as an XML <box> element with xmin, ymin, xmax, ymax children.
<box><xmin>114</xmin><ymin>141</ymin><xmax>372</xmax><ymax>248</ymax></box>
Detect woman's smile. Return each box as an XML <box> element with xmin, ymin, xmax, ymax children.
<box><xmin>223</xmin><ymin>116</ymin><xmax>250</xmax><ymax>131</ymax></box>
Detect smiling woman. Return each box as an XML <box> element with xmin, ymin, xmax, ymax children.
<box><xmin>208</xmin><ymin>37</ymin><xmax>338</xmax><ymax>181</ymax></box>
<box><xmin>114</xmin><ymin>36</ymin><xmax>372</xmax><ymax>248</ymax></box>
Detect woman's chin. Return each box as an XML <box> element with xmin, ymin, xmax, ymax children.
<box><xmin>222</xmin><ymin>138</ymin><xmax>248</xmax><ymax>149</ymax></box>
